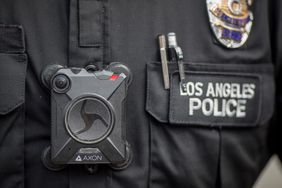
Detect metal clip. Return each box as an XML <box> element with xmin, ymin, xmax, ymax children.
<box><xmin>167</xmin><ymin>33</ymin><xmax>186</xmax><ymax>92</ymax></box>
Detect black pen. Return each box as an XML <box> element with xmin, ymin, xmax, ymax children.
<box><xmin>167</xmin><ymin>33</ymin><xmax>186</xmax><ymax>91</ymax></box>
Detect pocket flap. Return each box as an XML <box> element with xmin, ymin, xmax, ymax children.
<box><xmin>146</xmin><ymin>62</ymin><xmax>275</xmax><ymax>127</ymax></box>
<box><xmin>0</xmin><ymin>53</ymin><xmax>27</xmax><ymax>115</ymax></box>
<box><xmin>0</xmin><ymin>24</ymin><xmax>25</xmax><ymax>53</ymax></box>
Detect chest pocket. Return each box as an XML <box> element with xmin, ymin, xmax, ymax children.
<box><xmin>0</xmin><ymin>24</ymin><xmax>27</xmax><ymax>188</ymax></box>
<box><xmin>147</xmin><ymin>62</ymin><xmax>274</xmax><ymax>127</ymax></box>
<box><xmin>146</xmin><ymin>61</ymin><xmax>275</xmax><ymax>188</ymax></box>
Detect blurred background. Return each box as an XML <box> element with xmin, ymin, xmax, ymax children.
<box><xmin>253</xmin><ymin>155</ymin><xmax>282</xmax><ymax>188</ymax></box>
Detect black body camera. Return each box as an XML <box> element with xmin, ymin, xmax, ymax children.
<box><xmin>41</xmin><ymin>63</ymin><xmax>132</xmax><ymax>171</ymax></box>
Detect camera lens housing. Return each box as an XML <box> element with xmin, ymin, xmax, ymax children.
<box><xmin>65</xmin><ymin>95</ymin><xmax>114</xmax><ymax>144</ymax></box>
<box><xmin>52</xmin><ymin>74</ymin><xmax>71</xmax><ymax>93</ymax></box>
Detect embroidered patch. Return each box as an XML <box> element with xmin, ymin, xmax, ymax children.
<box><xmin>170</xmin><ymin>72</ymin><xmax>260</xmax><ymax>126</ymax></box>
<box><xmin>207</xmin><ymin>0</ymin><xmax>254</xmax><ymax>48</ymax></box>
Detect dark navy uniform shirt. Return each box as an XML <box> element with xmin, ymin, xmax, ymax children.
<box><xmin>0</xmin><ymin>0</ymin><xmax>281</xmax><ymax>188</ymax></box>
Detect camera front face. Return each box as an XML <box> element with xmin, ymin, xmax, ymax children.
<box><xmin>49</xmin><ymin>67</ymin><xmax>129</xmax><ymax>165</ymax></box>
<box><xmin>65</xmin><ymin>95</ymin><xmax>114</xmax><ymax>145</ymax></box>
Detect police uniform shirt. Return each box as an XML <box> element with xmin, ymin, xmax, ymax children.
<box><xmin>0</xmin><ymin>0</ymin><xmax>281</xmax><ymax>188</ymax></box>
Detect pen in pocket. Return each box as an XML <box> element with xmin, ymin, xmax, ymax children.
<box><xmin>167</xmin><ymin>33</ymin><xmax>186</xmax><ymax>92</ymax></box>
<box><xmin>158</xmin><ymin>35</ymin><xmax>170</xmax><ymax>90</ymax></box>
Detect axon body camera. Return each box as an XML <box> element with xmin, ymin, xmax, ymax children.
<box><xmin>41</xmin><ymin>63</ymin><xmax>132</xmax><ymax>171</ymax></box>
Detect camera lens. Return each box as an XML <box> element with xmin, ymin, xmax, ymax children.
<box><xmin>65</xmin><ymin>96</ymin><xmax>114</xmax><ymax>144</ymax></box>
<box><xmin>52</xmin><ymin>74</ymin><xmax>70</xmax><ymax>93</ymax></box>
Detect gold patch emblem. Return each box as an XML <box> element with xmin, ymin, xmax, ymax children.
<box><xmin>207</xmin><ymin>0</ymin><xmax>254</xmax><ymax>48</ymax></box>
